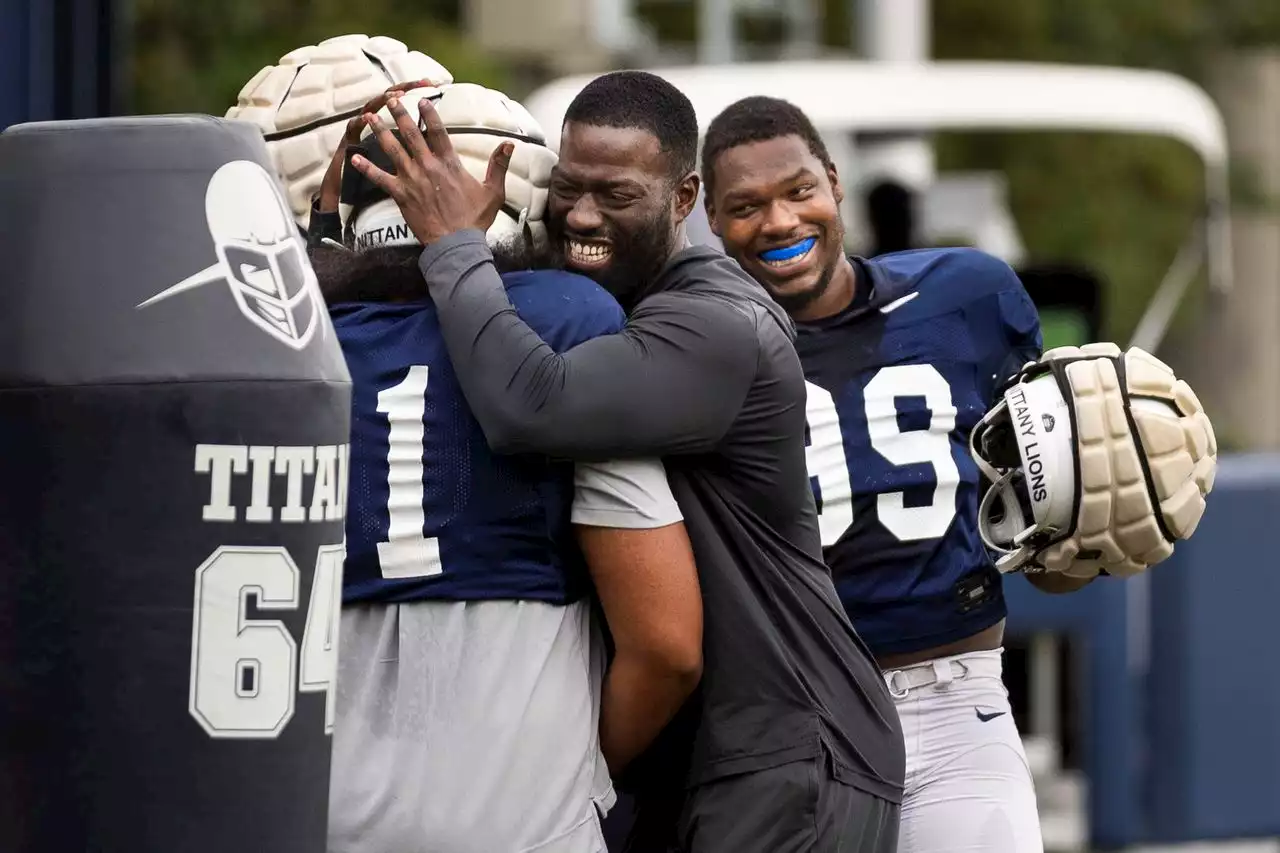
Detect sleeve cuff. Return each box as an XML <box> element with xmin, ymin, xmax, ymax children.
<box><xmin>306</xmin><ymin>202</ymin><xmax>344</xmax><ymax>248</ymax></box>
<box><xmin>572</xmin><ymin>459</ymin><xmax>684</xmax><ymax>530</ymax></box>
<box><xmin>418</xmin><ymin>229</ymin><xmax>492</xmax><ymax>282</ymax></box>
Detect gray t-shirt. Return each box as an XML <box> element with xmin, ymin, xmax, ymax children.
<box><xmin>418</xmin><ymin>232</ymin><xmax>905</xmax><ymax>801</ymax></box>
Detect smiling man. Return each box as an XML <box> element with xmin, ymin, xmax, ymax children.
<box><xmin>543</xmin><ymin>96</ymin><xmax>683</xmax><ymax>305</ymax></box>
<box><xmin>702</xmin><ymin>95</ymin><xmax>1065</xmax><ymax>853</ymax></box>
<box><xmin>349</xmin><ymin>71</ymin><xmax>905</xmax><ymax>852</ymax></box>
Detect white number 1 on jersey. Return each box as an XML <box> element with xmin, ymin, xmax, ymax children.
<box><xmin>375</xmin><ymin>365</ymin><xmax>443</xmax><ymax>580</ymax></box>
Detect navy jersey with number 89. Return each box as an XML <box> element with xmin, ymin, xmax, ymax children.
<box><xmin>330</xmin><ymin>269</ymin><xmax>626</xmax><ymax>605</ymax></box>
<box><xmin>797</xmin><ymin>248</ymin><xmax>1042</xmax><ymax>657</ymax></box>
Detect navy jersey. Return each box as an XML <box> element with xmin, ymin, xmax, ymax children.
<box><xmin>330</xmin><ymin>270</ymin><xmax>626</xmax><ymax>604</ymax></box>
<box><xmin>797</xmin><ymin>248</ymin><xmax>1042</xmax><ymax>657</ymax></box>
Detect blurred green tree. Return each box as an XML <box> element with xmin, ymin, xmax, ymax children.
<box><xmin>930</xmin><ymin>0</ymin><xmax>1216</xmax><ymax>341</ymax></box>
<box><xmin>632</xmin><ymin>0</ymin><xmax>1280</xmax><ymax>341</ymax></box>
<box><xmin>131</xmin><ymin>0</ymin><xmax>509</xmax><ymax>117</ymax></box>
<box><xmin>136</xmin><ymin>0</ymin><xmax>1280</xmax><ymax>342</ymax></box>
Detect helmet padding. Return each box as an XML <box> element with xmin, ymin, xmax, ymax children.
<box><xmin>341</xmin><ymin>83</ymin><xmax>558</xmax><ymax>258</ymax></box>
<box><xmin>226</xmin><ymin>34</ymin><xmax>453</xmax><ymax>225</ymax></box>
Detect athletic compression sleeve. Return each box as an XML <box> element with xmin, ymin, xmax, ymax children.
<box><xmin>306</xmin><ymin>199</ymin><xmax>343</xmax><ymax>248</ymax></box>
<box><xmin>419</xmin><ymin>230</ymin><xmax>759</xmax><ymax>460</ymax></box>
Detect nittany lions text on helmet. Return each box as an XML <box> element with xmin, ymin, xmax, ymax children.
<box><xmin>972</xmin><ymin>342</ymin><xmax>1217</xmax><ymax>579</ymax></box>
<box><xmin>226</xmin><ymin>34</ymin><xmax>452</xmax><ymax>224</ymax></box>
<box><xmin>341</xmin><ymin>82</ymin><xmax>558</xmax><ymax>258</ymax></box>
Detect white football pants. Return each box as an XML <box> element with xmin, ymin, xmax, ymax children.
<box><xmin>883</xmin><ymin>648</ymin><xmax>1045</xmax><ymax>853</ymax></box>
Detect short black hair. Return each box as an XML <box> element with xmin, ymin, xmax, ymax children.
<box><xmin>563</xmin><ymin>70</ymin><xmax>698</xmax><ymax>179</ymax></box>
<box><xmin>701</xmin><ymin>96</ymin><xmax>833</xmax><ymax>195</ymax></box>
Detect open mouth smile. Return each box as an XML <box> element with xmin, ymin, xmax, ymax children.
<box><xmin>758</xmin><ymin>237</ymin><xmax>817</xmax><ymax>270</ymax></box>
<box><xmin>566</xmin><ymin>239</ymin><xmax>612</xmax><ymax>270</ymax></box>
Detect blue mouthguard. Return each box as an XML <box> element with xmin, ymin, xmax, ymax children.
<box><xmin>759</xmin><ymin>237</ymin><xmax>817</xmax><ymax>262</ymax></box>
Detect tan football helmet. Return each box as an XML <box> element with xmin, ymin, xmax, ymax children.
<box><xmin>226</xmin><ymin>34</ymin><xmax>453</xmax><ymax>225</ymax></box>
<box><xmin>971</xmin><ymin>342</ymin><xmax>1217</xmax><ymax>579</ymax></box>
<box><xmin>342</xmin><ymin>82</ymin><xmax>559</xmax><ymax>258</ymax></box>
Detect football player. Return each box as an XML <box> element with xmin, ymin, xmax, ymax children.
<box><xmin>701</xmin><ymin>95</ymin><xmax>1042</xmax><ymax>853</ymax></box>
<box><xmin>700</xmin><ymin>96</ymin><xmax>1216</xmax><ymax>853</ymax></box>
<box><xmin>351</xmin><ymin>72</ymin><xmax>904</xmax><ymax>852</ymax></box>
<box><xmin>308</xmin><ymin>82</ymin><xmax>704</xmax><ymax>852</ymax></box>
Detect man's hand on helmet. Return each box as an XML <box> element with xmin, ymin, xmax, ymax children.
<box><xmin>350</xmin><ymin>96</ymin><xmax>514</xmax><ymax>245</ymax></box>
<box><xmin>315</xmin><ymin>81</ymin><xmax>437</xmax><ymax>215</ymax></box>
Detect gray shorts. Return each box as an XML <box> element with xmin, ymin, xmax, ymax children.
<box><xmin>327</xmin><ymin>599</ymin><xmax>615</xmax><ymax>853</ymax></box>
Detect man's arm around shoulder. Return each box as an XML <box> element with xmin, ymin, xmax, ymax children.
<box><xmin>573</xmin><ymin>459</ymin><xmax>702</xmax><ymax>775</ymax></box>
<box><xmin>420</xmin><ymin>232</ymin><xmax>759</xmax><ymax>460</ymax></box>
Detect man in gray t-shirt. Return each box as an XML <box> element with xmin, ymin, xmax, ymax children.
<box><xmin>350</xmin><ymin>71</ymin><xmax>905</xmax><ymax>852</ymax></box>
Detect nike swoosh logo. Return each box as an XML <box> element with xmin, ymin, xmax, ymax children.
<box><xmin>975</xmin><ymin>708</ymin><xmax>1007</xmax><ymax>722</ymax></box>
<box><xmin>137</xmin><ymin>262</ymin><xmax>223</xmax><ymax>308</ymax></box>
<box><xmin>879</xmin><ymin>292</ymin><xmax>920</xmax><ymax>314</ymax></box>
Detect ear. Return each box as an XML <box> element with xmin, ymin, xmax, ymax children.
<box><xmin>673</xmin><ymin>171</ymin><xmax>701</xmax><ymax>225</ymax></box>
<box><xmin>827</xmin><ymin>162</ymin><xmax>844</xmax><ymax>206</ymax></box>
<box><xmin>703</xmin><ymin>190</ymin><xmax>723</xmax><ymax>237</ymax></box>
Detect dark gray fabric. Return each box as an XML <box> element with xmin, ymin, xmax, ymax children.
<box><xmin>677</xmin><ymin>756</ymin><xmax>901</xmax><ymax>853</ymax></box>
<box><xmin>0</xmin><ymin>116</ymin><xmax>351</xmax><ymax>386</ymax></box>
<box><xmin>419</xmin><ymin>235</ymin><xmax>767</xmax><ymax>461</ymax></box>
<box><xmin>307</xmin><ymin>201</ymin><xmax>344</xmax><ymax>247</ymax></box>
<box><xmin>418</xmin><ymin>233</ymin><xmax>904</xmax><ymax>801</ymax></box>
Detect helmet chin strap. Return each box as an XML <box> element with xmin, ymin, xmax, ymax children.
<box><xmin>517</xmin><ymin>205</ymin><xmax>546</xmax><ymax>259</ymax></box>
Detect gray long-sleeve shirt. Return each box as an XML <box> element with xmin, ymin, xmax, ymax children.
<box><xmin>419</xmin><ymin>231</ymin><xmax>905</xmax><ymax>800</ymax></box>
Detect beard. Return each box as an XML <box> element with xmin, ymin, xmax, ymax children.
<box><xmin>546</xmin><ymin>206</ymin><xmax>675</xmax><ymax>309</ymax></box>
<box><xmin>768</xmin><ymin>251</ymin><xmax>840</xmax><ymax>315</ymax></box>
<box><xmin>311</xmin><ymin>232</ymin><xmax>542</xmax><ymax>306</ymax></box>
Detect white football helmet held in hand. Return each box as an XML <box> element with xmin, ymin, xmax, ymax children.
<box><xmin>971</xmin><ymin>342</ymin><xmax>1217</xmax><ymax>579</ymax></box>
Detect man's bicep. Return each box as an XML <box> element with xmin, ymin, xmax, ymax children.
<box><xmin>980</xmin><ymin>285</ymin><xmax>1044</xmax><ymax>403</ymax></box>
<box><xmin>997</xmin><ymin>283</ymin><xmax>1044</xmax><ymax>370</ymax></box>
<box><xmin>471</xmin><ymin>293</ymin><xmax>757</xmax><ymax>460</ymax></box>
<box><xmin>573</xmin><ymin>459</ymin><xmax>698</xmax><ymax>632</ymax></box>
<box><xmin>574</xmin><ymin>461</ymin><xmax>700</xmax><ymax>656</ymax></box>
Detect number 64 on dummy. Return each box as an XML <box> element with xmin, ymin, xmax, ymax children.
<box><xmin>186</xmin><ymin>442</ymin><xmax>349</xmax><ymax>739</ymax></box>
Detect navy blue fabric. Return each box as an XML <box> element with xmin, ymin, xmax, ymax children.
<box><xmin>331</xmin><ymin>269</ymin><xmax>625</xmax><ymax>605</ymax></box>
<box><xmin>797</xmin><ymin>248</ymin><xmax>1042</xmax><ymax>656</ymax></box>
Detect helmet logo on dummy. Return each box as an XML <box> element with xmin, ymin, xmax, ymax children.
<box><xmin>137</xmin><ymin>160</ymin><xmax>325</xmax><ymax>351</ymax></box>
<box><xmin>1042</xmin><ymin>414</ymin><xmax>1056</xmax><ymax>433</ymax></box>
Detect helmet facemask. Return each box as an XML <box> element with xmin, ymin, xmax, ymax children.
<box><xmin>972</xmin><ymin>366</ymin><xmax>1079</xmax><ymax>574</ymax></box>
